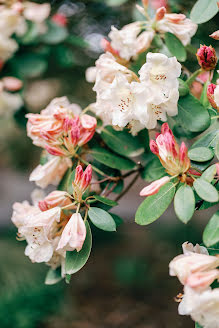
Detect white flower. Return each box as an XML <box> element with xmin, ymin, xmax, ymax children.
<box><xmin>179</xmin><ymin>286</ymin><xmax>219</xmax><ymax>328</ymax></box>
<box><xmin>41</xmin><ymin>96</ymin><xmax>81</xmax><ymax>116</ymax></box>
<box><xmin>156</xmin><ymin>13</ymin><xmax>197</xmax><ymax>46</ymax></box>
<box><xmin>85</xmin><ymin>66</ymin><xmax>97</xmax><ymax>83</ymax></box>
<box><xmin>0</xmin><ymin>90</ymin><xmax>23</xmax><ymax>117</ymax></box>
<box><xmin>29</xmin><ymin>155</ymin><xmax>72</xmax><ymax>189</ymax></box>
<box><xmin>0</xmin><ymin>35</ymin><xmax>18</xmax><ymax>62</ymax></box>
<box><xmin>12</xmin><ymin>201</ymin><xmax>40</xmax><ymax>228</ymax></box>
<box><xmin>57</xmin><ymin>213</ymin><xmax>86</xmax><ymax>252</ymax></box>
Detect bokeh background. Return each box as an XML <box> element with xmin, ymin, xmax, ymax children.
<box><xmin>0</xmin><ymin>0</ymin><xmax>218</xmax><ymax>327</ymax></box>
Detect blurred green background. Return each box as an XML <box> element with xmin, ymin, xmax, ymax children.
<box><xmin>0</xmin><ymin>0</ymin><xmax>218</xmax><ymax>327</ymax></box>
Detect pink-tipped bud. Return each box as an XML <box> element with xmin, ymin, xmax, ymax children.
<box><xmin>81</xmin><ymin>114</ymin><xmax>97</xmax><ymax>130</ymax></box>
<box><xmin>196</xmin><ymin>45</ymin><xmax>217</xmax><ymax>71</ymax></box>
<box><xmin>209</xmin><ymin>30</ymin><xmax>219</xmax><ymax>40</ymax></box>
<box><xmin>2</xmin><ymin>77</ymin><xmax>23</xmax><ymax>92</ymax></box>
<box><xmin>207</xmin><ymin>83</ymin><xmax>218</xmax><ymax>109</ymax></box>
<box><xmin>38</xmin><ymin>191</ymin><xmax>71</xmax><ymax>211</ymax></box>
<box><xmin>52</xmin><ymin>13</ymin><xmax>67</xmax><ymax>27</ymax></box>
<box><xmin>101</xmin><ymin>38</ymin><xmax>119</xmax><ymax>57</ymax></box>
<box><xmin>81</xmin><ymin>164</ymin><xmax>92</xmax><ymax>191</ymax></box>
<box><xmin>187</xmin><ymin>270</ymin><xmax>219</xmax><ymax>291</ymax></box>
<box><xmin>140</xmin><ymin>176</ymin><xmax>170</xmax><ymax>196</ymax></box>
<box><xmin>150</xmin><ymin>140</ymin><xmax>159</xmax><ymax>155</ymax></box>
<box><xmin>155</xmin><ymin>7</ymin><xmax>166</xmax><ymax>21</ymax></box>
<box><xmin>74</xmin><ymin>165</ymin><xmax>84</xmax><ymax>185</ymax></box>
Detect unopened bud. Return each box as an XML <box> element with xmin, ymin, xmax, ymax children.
<box><xmin>101</xmin><ymin>38</ymin><xmax>119</xmax><ymax>57</ymax></box>
<box><xmin>150</xmin><ymin>139</ymin><xmax>159</xmax><ymax>155</ymax></box>
<box><xmin>155</xmin><ymin>7</ymin><xmax>166</xmax><ymax>21</ymax></box>
<box><xmin>207</xmin><ymin>83</ymin><xmax>219</xmax><ymax>110</ymax></box>
<box><xmin>209</xmin><ymin>30</ymin><xmax>219</xmax><ymax>40</ymax></box>
<box><xmin>196</xmin><ymin>45</ymin><xmax>217</xmax><ymax>71</ymax></box>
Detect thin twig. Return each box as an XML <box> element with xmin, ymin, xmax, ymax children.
<box><xmin>115</xmin><ymin>172</ymin><xmax>140</xmax><ymax>202</ymax></box>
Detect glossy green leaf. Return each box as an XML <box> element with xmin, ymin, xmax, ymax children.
<box><xmin>191</xmin><ymin>129</ymin><xmax>219</xmax><ymax>149</ymax></box>
<box><xmin>174</xmin><ymin>185</ymin><xmax>195</xmax><ymax>223</ymax></box>
<box><xmin>193</xmin><ymin>179</ymin><xmax>219</xmax><ymax>203</ymax></box>
<box><xmin>164</xmin><ymin>32</ymin><xmax>187</xmax><ymax>62</ymax></box>
<box><xmin>135</xmin><ymin>182</ymin><xmax>175</xmax><ymax>225</ymax></box>
<box><xmin>45</xmin><ymin>267</ymin><xmax>62</xmax><ymax>285</ymax></box>
<box><xmin>201</xmin><ymin>165</ymin><xmax>217</xmax><ymax>182</ymax></box>
<box><xmin>178</xmin><ymin>78</ymin><xmax>189</xmax><ymax>97</ymax></box>
<box><xmin>188</xmin><ymin>147</ymin><xmax>214</xmax><ymax>162</ymax></box>
<box><xmin>101</xmin><ymin>126</ymin><xmax>144</xmax><ymax>157</ymax></box>
<box><xmin>88</xmin><ymin>207</ymin><xmax>116</xmax><ymax>231</ymax></box>
<box><xmin>190</xmin><ymin>0</ymin><xmax>218</xmax><ymax>24</ymax></box>
<box><xmin>90</xmin><ymin>147</ymin><xmax>136</xmax><ymax>170</ymax></box>
<box><xmin>93</xmin><ymin>195</ymin><xmax>118</xmax><ymax>207</ymax></box>
<box><xmin>203</xmin><ymin>210</ymin><xmax>219</xmax><ymax>247</ymax></box>
<box><xmin>65</xmin><ymin>221</ymin><xmax>92</xmax><ymax>275</ymax></box>
<box><xmin>40</xmin><ymin>21</ymin><xmax>68</xmax><ymax>44</ymax></box>
<box><xmin>175</xmin><ymin>94</ymin><xmax>210</xmax><ymax>132</ymax></box>
<box><xmin>141</xmin><ymin>158</ymin><xmax>166</xmax><ymax>182</ymax></box>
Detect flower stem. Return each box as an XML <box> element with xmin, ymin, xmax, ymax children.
<box><xmin>186</xmin><ymin>68</ymin><xmax>203</xmax><ymax>86</ymax></box>
<box><xmin>115</xmin><ymin>172</ymin><xmax>140</xmax><ymax>202</ymax></box>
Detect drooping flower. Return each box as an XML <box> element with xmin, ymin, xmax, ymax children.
<box><xmin>73</xmin><ymin>164</ymin><xmax>92</xmax><ymax>202</ymax></box>
<box><xmin>26</xmin><ymin>96</ymin><xmax>97</xmax><ymax>157</ymax></box>
<box><xmin>196</xmin><ymin>45</ymin><xmax>217</xmax><ymax>71</ymax></box>
<box><xmin>57</xmin><ymin>213</ymin><xmax>86</xmax><ymax>252</ymax></box>
<box><xmin>156</xmin><ymin>13</ymin><xmax>197</xmax><ymax>46</ymax></box>
<box><xmin>207</xmin><ymin>83</ymin><xmax>219</xmax><ymax>111</ymax></box>
<box><xmin>150</xmin><ymin>123</ymin><xmax>190</xmax><ymax>176</ymax></box>
<box><xmin>29</xmin><ymin>155</ymin><xmax>72</xmax><ymax>188</ymax></box>
<box><xmin>140</xmin><ymin>176</ymin><xmax>170</xmax><ymax>196</ymax></box>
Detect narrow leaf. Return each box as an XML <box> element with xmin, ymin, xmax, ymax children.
<box><xmin>135</xmin><ymin>182</ymin><xmax>175</xmax><ymax>225</ymax></box>
<box><xmin>174</xmin><ymin>185</ymin><xmax>195</xmax><ymax>223</ymax></box>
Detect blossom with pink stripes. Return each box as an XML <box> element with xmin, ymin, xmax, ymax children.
<box><xmin>150</xmin><ymin>123</ymin><xmax>190</xmax><ymax>176</ymax></box>
<box><xmin>73</xmin><ymin>164</ymin><xmax>92</xmax><ymax>202</ymax></box>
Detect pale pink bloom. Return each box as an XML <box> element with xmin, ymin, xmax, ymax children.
<box><xmin>23</xmin><ymin>2</ymin><xmax>51</xmax><ymax>23</ymax></box>
<box><xmin>182</xmin><ymin>241</ymin><xmax>209</xmax><ymax>256</ymax></box>
<box><xmin>57</xmin><ymin>213</ymin><xmax>86</xmax><ymax>252</ymax></box>
<box><xmin>12</xmin><ymin>201</ymin><xmax>40</xmax><ymax>228</ymax></box>
<box><xmin>155</xmin><ymin>6</ymin><xmax>166</xmax><ymax>21</ymax></box>
<box><xmin>210</xmin><ymin>30</ymin><xmax>219</xmax><ymax>40</ymax></box>
<box><xmin>156</xmin><ymin>13</ymin><xmax>197</xmax><ymax>46</ymax></box>
<box><xmin>73</xmin><ymin>164</ymin><xmax>92</xmax><ymax>201</ymax></box>
<box><xmin>2</xmin><ymin>76</ymin><xmax>22</xmax><ymax>91</ymax></box>
<box><xmin>150</xmin><ymin>123</ymin><xmax>190</xmax><ymax>176</ymax></box>
<box><xmin>187</xmin><ymin>270</ymin><xmax>219</xmax><ymax>291</ymax></box>
<box><xmin>38</xmin><ymin>191</ymin><xmax>72</xmax><ymax>211</ymax></box>
<box><xmin>52</xmin><ymin>13</ymin><xmax>67</xmax><ymax>27</ymax></box>
<box><xmin>178</xmin><ymin>286</ymin><xmax>219</xmax><ymax>328</ymax></box>
<box><xmin>196</xmin><ymin>45</ymin><xmax>217</xmax><ymax>71</ymax></box>
<box><xmin>140</xmin><ymin>176</ymin><xmax>170</xmax><ymax>196</ymax></box>
<box><xmin>29</xmin><ymin>156</ymin><xmax>72</xmax><ymax>188</ymax></box>
<box><xmin>207</xmin><ymin>84</ymin><xmax>219</xmax><ymax>110</ymax></box>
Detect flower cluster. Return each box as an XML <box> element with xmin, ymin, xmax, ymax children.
<box><xmin>0</xmin><ymin>1</ymin><xmax>50</xmax><ymax>64</ymax></box>
<box><xmin>26</xmin><ymin>97</ymin><xmax>97</xmax><ymax>188</ymax></box>
<box><xmin>91</xmin><ymin>52</ymin><xmax>181</xmax><ymax>134</ymax></box>
<box><xmin>12</xmin><ymin>164</ymin><xmax>92</xmax><ymax>273</ymax></box>
<box><xmin>169</xmin><ymin>242</ymin><xmax>219</xmax><ymax>328</ymax></box>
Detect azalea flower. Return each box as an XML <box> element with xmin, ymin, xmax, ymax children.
<box><xmin>156</xmin><ymin>12</ymin><xmax>197</xmax><ymax>46</ymax></box>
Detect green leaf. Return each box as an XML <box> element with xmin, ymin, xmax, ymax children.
<box><xmin>66</xmin><ymin>169</ymin><xmax>76</xmax><ymax>194</ymax></box>
<box><xmin>40</xmin><ymin>21</ymin><xmax>68</xmax><ymax>44</ymax></box>
<box><xmin>203</xmin><ymin>210</ymin><xmax>219</xmax><ymax>247</ymax></box>
<box><xmin>190</xmin><ymin>0</ymin><xmax>218</xmax><ymax>24</ymax></box>
<box><xmin>193</xmin><ymin>179</ymin><xmax>219</xmax><ymax>203</ymax></box>
<box><xmin>175</xmin><ymin>94</ymin><xmax>210</xmax><ymax>132</ymax></box>
<box><xmin>67</xmin><ymin>35</ymin><xmax>88</xmax><ymax>48</ymax></box>
<box><xmin>201</xmin><ymin>165</ymin><xmax>217</xmax><ymax>182</ymax></box>
<box><xmin>10</xmin><ymin>53</ymin><xmax>48</xmax><ymax>78</ymax></box>
<box><xmin>90</xmin><ymin>147</ymin><xmax>136</xmax><ymax>170</ymax></box>
<box><xmin>178</xmin><ymin>78</ymin><xmax>189</xmax><ymax>97</ymax></box>
<box><xmin>135</xmin><ymin>182</ymin><xmax>176</xmax><ymax>225</ymax></box>
<box><xmin>216</xmin><ymin>139</ymin><xmax>219</xmax><ymax>160</ymax></box>
<box><xmin>17</xmin><ymin>21</ymin><xmax>39</xmax><ymax>45</ymax></box>
<box><xmin>188</xmin><ymin>147</ymin><xmax>214</xmax><ymax>162</ymax></box>
<box><xmin>88</xmin><ymin>207</ymin><xmax>116</xmax><ymax>231</ymax></box>
<box><xmin>101</xmin><ymin>126</ymin><xmax>144</xmax><ymax>157</ymax></box>
<box><xmin>195</xmin><ymin>323</ymin><xmax>203</xmax><ymax>328</ymax></box>
<box><xmin>191</xmin><ymin>129</ymin><xmax>219</xmax><ymax>149</ymax></box>
<box><xmin>141</xmin><ymin>158</ymin><xmax>166</xmax><ymax>182</ymax></box>
<box><xmin>93</xmin><ymin>195</ymin><xmax>118</xmax><ymax>207</ymax></box>
<box><xmin>58</xmin><ymin>168</ymin><xmax>72</xmax><ymax>191</ymax></box>
<box><xmin>65</xmin><ymin>274</ymin><xmax>71</xmax><ymax>284</ymax></box>
<box><xmin>45</xmin><ymin>267</ymin><xmax>62</xmax><ymax>285</ymax></box>
<box><xmin>65</xmin><ymin>221</ymin><xmax>92</xmax><ymax>275</ymax></box>
<box><xmin>174</xmin><ymin>185</ymin><xmax>195</xmax><ymax>223</ymax></box>
<box><xmin>164</xmin><ymin>32</ymin><xmax>187</xmax><ymax>62</ymax></box>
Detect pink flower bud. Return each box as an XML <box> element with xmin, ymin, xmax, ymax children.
<box><xmin>73</xmin><ymin>164</ymin><xmax>92</xmax><ymax>201</ymax></box>
<box><xmin>38</xmin><ymin>191</ymin><xmax>71</xmax><ymax>211</ymax></box>
<box><xmin>81</xmin><ymin>164</ymin><xmax>92</xmax><ymax>191</ymax></box>
<box><xmin>81</xmin><ymin>114</ymin><xmax>97</xmax><ymax>130</ymax></box>
<box><xmin>2</xmin><ymin>77</ymin><xmax>23</xmax><ymax>92</ymax></box>
<box><xmin>74</xmin><ymin>165</ymin><xmax>84</xmax><ymax>185</ymax></box>
<box><xmin>101</xmin><ymin>38</ymin><xmax>119</xmax><ymax>57</ymax></box>
<box><xmin>187</xmin><ymin>270</ymin><xmax>219</xmax><ymax>291</ymax></box>
<box><xmin>140</xmin><ymin>176</ymin><xmax>170</xmax><ymax>196</ymax></box>
<box><xmin>155</xmin><ymin>7</ymin><xmax>166</xmax><ymax>21</ymax></box>
<box><xmin>52</xmin><ymin>13</ymin><xmax>67</xmax><ymax>27</ymax></box>
<box><xmin>196</xmin><ymin>45</ymin><xmax>217</xmax><ymax>71</ymax></box>
<box><xmin>209</xmin><ymin>30</ymin><xmax>219</xmax><ymax>40</ymax></box>
<box><xmin>207</xmin><ymin>83</ymin><xmax>218</xmax><ymax>109</ymax></box>
<box><xmin>150</xmin><ymin>139</ymin><xmax>159</xmax><ymax>155</ymax></box>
